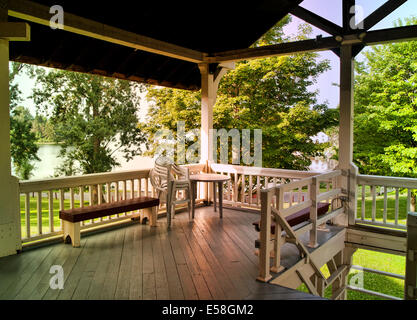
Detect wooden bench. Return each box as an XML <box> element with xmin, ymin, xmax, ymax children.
<box><xmin>59</xmin><ymin>196</ymin><xmax>160</xmax><ymax>247</ymax></box>
<box><xmin>253</xmin><ymin>202</ymin><xmax>330</xmax><ymax>248</ymax></box>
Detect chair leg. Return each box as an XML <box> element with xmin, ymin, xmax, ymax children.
<box><xmin>170</xmin><ymin>184</ymin><xmax>177</xmax><ymax>220</ymax></box>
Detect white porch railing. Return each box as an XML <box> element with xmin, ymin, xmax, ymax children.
<box><xmin>355</xmin><ymin>174</ymin><xmax>417</xmax><ymax>230</ymax></box>
<box><xmin>18</xmin><ymin>163</ymin><xmax>208</xmax><ymax>245</ymax></box>
<box><xmin>19</xmin><ymin>162</ymin><xmax>416</xmax><ymax>247</ymax></box>
<box><xmin>209</xmin><ymin>163</ymin><xmax>326</xmax><ymax>209</ymax></box>
<box><xmin>17</xmin><ymin>163</ymin><xmax>326</xmax><ymax>245</ymax></box>
<box><xmin>19</xmin><ymin>169</ymin><xmax>154</xmax><ymax>244</ymax></box>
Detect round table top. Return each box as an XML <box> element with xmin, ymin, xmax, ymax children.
<box><xmin>190</xmin><ymin>173</ymin><xmax>231</xmax><ymax>182</ymax></box>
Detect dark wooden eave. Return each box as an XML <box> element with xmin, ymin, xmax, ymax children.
<box><xmin>6</xmin><ymin>0</ymin><xmax>415</xmax><ymax>90</ymax></box>
<box><xmin>8</xmin><ymin>0</ymin><xmax>302</xmax><ymax>90</ymax></box>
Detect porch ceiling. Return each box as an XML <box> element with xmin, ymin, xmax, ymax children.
<box><xmin>8</xmin><ymin>0</ymin><xmax>302</xmax><ymax>90</ymax></box>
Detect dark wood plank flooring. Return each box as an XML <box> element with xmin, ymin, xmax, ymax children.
<box><xmin>0</xmin><ymin>207</ymin><xmax>324</xmax><ymax>300</ymax></box>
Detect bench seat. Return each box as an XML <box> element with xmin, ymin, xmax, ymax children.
<box><xmin>59</xmin><ymin>196</ymin><xmax>160</xmax><ymax>247</ymax></box>
<box><xmin>252</xmin><ymin>202</ymin><xmax>330</xmax><ymax>234</ymax></box>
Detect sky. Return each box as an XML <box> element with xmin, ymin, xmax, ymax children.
<box><xmin>14</xmin><ymin>0</ymin><xmax>417</xmax><ymax>115</ymax></box>
<box><xmin>283</xmin><ymin>0</ymin><xmax>417</xmax><ymax>108</ymax></box>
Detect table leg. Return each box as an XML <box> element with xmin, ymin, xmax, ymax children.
<box><xmin>166</xmin><ymin>189</ymin><xmax>171</xmax><ymax>229</ymax></box>
<box><xmin>191</xmin><ymin>181</ymin><xmax>196</xmax><ymax>219</ymax></box>
<box><xmin>213</xmin><ymin>182</ymin><xmax>217</xmax><ymax>212</ymax></box>
<box><xmin>218</xmin><ymin>181</ymin><xmax>223</xmax><ymax>219</ymax></box>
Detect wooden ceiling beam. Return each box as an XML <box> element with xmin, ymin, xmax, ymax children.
<box><xmin>362</xmin><ymin>24</ymin><xmax>417</xmax><ymax>45</ymax></box>
<box><xmin>209</xmin><ymin>37</ymin><xmax>341</xmax><ymax>62</ymax></box>
<box><xmin>7</xmin><ymin>0</ymin><xmax>205</xmax><ymax>63</ymax></box>
<box><xmin>209</xmin><ymin>24</ymin><xmax>417</xmax><ymax>62</ymax></box>
<box><xmin>357</xmin><ymin>0</ymin><xmax>408</xmax><ymax>31</ymax></box>
<box><xmin>289</xmin><ymin>6</ymin><xmax>343</xmax><ymax>36</ymax></box>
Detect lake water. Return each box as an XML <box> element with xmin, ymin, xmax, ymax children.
<box><xmin>21</xmin><ymin>144</ymin><xmax>333</xmax><ymax>181</ymax></box>
<box><xmin>23</xmin><ymin>144</ymin><xmax>154</xmax><ymax>180</ymax></box>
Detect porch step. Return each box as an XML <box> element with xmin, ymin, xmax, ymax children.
<box><xmin>268</xmin><ymin>226</ymin><xmax>346</xmax><ymax>288</ymax></box>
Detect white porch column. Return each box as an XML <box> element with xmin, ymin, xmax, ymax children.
<box><xmin>198</xmin><ymin>63</ymin><xmax>233</xmax><ymax>201</ymax></box>
<box><xmin>199</xmin><ymin>63</ymin><xmax>234</xmax><ymax>163</ymax></box>
<box><xmin>198</xmin><ymin>63</ymin><xmax>216</xmax><ymax>165</ymax></box>
<box><xmin>0</xmin><ymin>3</ymin><xmax>23</xmax><ymax>257</ymax></box>
<box><xmin>337</xmin><ymin>44</ymin><xmax>356</xmax><ymax>226</ymax></box>
<box><xmin>339</xmin><ymin>45</ymin><xmax>354</xmax><ymax>169</ymax></box>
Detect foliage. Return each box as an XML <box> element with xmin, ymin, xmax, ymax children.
<box><xmin>31</xmin><ymin>69</ymin><xmax>146</xmax><ymax>175</ymax></box>
<box><xmin>32</xmin><ymin>114</ymin><xmax>55</xmax><ymax>142</ymax></box>
<box><xmin>9</xmin><ymin>62</ymin><xmax>40</xmax><ymax>180</ymax></box>
<box><xmin>144</xmin><ymin>18</ymin><xmax>338</xmax><ymax>170</ymax></box>
<box><xmin>354</xmin><ymin>18</ymin><xmax>417</xmax><ymax>178</ymax></box>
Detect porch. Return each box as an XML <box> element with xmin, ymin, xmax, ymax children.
<box><xmin>1</xmin><ymin>0</ymin><xmax>417</xmax><ymax>302</ymax></box>
<box><xmin>0</xmin><ymin>206</ymin><xmax>325</xmax><ymax>300</ymax></box>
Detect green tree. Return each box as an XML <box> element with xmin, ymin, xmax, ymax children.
<box><xmin>354</xmin><ymin>18</ymin><xmax>417</xmax><ymax>177</ymax></box>
<box><xmin>353</xmin><ymin>18</ymin><xmax>417</xmax><ymax>208</ymax></box>
<box><xmin>9</xmin><ymin>62</ymin><xmax>40</xmax><ymax>180</ymax></box>
<box><xmin>31</xmin><ymin>69</ymin><xmax>146</xmax><ymax>176</ymax></box>
<box><xmin>144</xmin><ymin>18</ymin><xmax>337</xmax><ymax>170</ymax></box>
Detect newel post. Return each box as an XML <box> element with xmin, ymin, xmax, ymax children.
<box><xmin>405</xmin><ymin>212</ymin><xmax>417</xmax><ymax>300</ymax></box>
<box><xmin>257</xmin><ymin>189</ymin><xmax>272</xmax><ymax>282</ymax></box>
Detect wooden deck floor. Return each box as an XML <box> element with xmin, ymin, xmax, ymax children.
<box><xmin>0</xmin><ymin>206</ymin><xmax>324</xmax><ymax>300</ymax></box>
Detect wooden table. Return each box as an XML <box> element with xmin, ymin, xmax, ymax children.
<box><xmin>190</xmin><ymin>174</ymin><xmax>230</xmax><ymax>219</ymax></box>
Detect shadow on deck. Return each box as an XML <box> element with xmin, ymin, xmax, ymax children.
<box><xmin>0</xmin><ymin>207</ymin><xmax>324</xmax><ymax>300</ymax></box>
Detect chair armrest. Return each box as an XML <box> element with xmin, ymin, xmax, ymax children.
<box><xmin>172</xmin><ymin>163</ymin><xmax>189</xmax><ymax>180</ymax></box>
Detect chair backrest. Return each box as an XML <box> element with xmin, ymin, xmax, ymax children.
<box><xmin>149</xmin><ymin>157</ymin><xmax>171</xmax><ymax>191</ymax></box>
<box><xmin>150</xmin><ymin>156</ymin><xmax>189</xmax><ymax>189</ymax></box>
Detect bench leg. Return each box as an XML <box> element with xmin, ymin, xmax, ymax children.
<box><xmin>143</xmin><ymin>206</ymin><xmax>158</xmax><ymax>227</ymax></box>
<box><xmin>63</xmin><ymin>221</ymin><xmax>81</xmax><ymax>247</ymax></box>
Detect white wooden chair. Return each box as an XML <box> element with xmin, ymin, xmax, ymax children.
<box><xmin>149</xmin><ymin>156</ymin><xmax>193</xmax><ymax>228</ymax></box>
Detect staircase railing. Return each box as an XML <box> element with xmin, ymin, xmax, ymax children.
<box><xmin>257</xmin><ymin>170</ymin><xmax>345</xmax><ymax>284</ymax></box>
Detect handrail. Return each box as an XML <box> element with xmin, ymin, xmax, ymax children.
<box><xmin>19</xmin><ymin>168</ymin><xmax>152</xmax><ymax>193</ymax></box>
<box><xmin>210</xmin><ymin>163</ymin><xmax>323</xmax><ymax>179</ymax></box>
<box><xmin>358</xmin><ymin>174</ymin><xmax>417</xmax><ymax>189</ymax></box>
